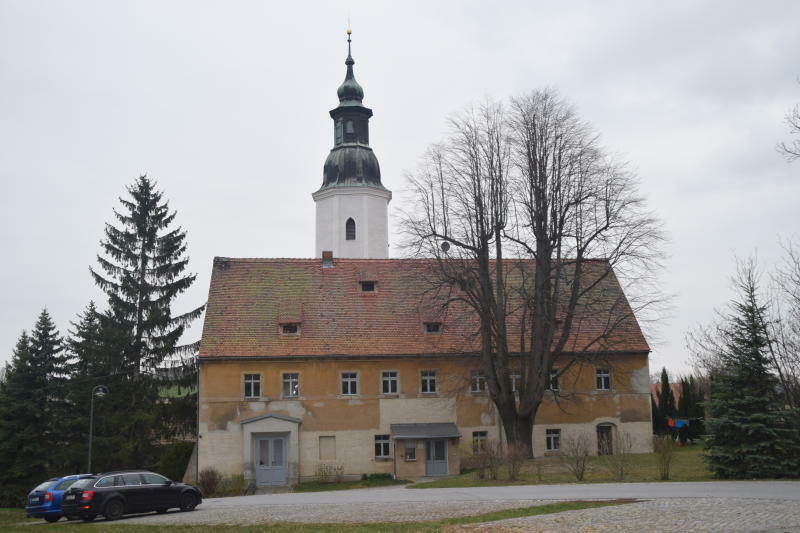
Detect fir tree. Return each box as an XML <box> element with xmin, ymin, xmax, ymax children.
<box><xmin>705</xmin><ymin>270</ymin><xmax>800</xmax><ymax>478</ymax></box>
<box><xmin>89</xmin><ymin>175</ymin><xmax>203</xmax><ymax>467</ymax></box>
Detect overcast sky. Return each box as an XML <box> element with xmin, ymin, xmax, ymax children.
<box><xmin>1</xmin><ymin>0</ymin><xmax>798</xmax><ymax>375</ymax></box>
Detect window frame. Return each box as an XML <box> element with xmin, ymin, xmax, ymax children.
<box><xmin>548</xmin><ymin>368</ymin><xmax>560</xmax><ymax>391</ymax></box>
<box><xmin>470</xmin><ymin>370</ymin><xmax>487</xmax><ymax>393</ymax></box>
<box><xmin>374</xmin><ymin>434</ymin><xmax>391</xmax><ymax>458</ymax></box>
<box><xmin>472</xmin><ymin>431</ymin><xmax>488</xmax><ymax>453</ymax></box>
<box><xmin>243</xmin><ymin>373</ymin><xmax>261</xmax><ymax>399</ymax></box>
<box><xmin>404</xmin><ymin>439</ymin><xmax>417</xmax><ymax>461</ymax></box>
<box><xmin>359</xmin><ymin>281</ymin><xmax>376</xmax><ymax>292</ymax></box>
<box><xmin>545</xmin><ymin>428</ymin><xmax>561</xmax><ymax>451</ymax></box>
<box><xmin>340</xmin><ymin>371</ymin><xmax>359</xmax><ymax>396</ymax></box>
<box><xmin>420</xmin><ymin>369</ymin><xmax>437</xmax><ymax>394</ymax></box>
<box><xmin>380</xmin><ymin>370</ymin><xmax>399</xmax><ymax>395</ymax></box>
<box><xmin>596</xmin><ymin>368</ymin><xmax>611</xmax><ymax>391</ymax></box>
<box><xmin>345</xmin><ymin>218</ymin><xmax>356</xmax><ymax>241</ymax></box>
<box><xmin>282</xmin><ymin>372</ymin><xmax>300</xmax><ymax>398</ymax></box>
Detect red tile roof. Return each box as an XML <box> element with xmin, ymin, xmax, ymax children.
<box><xmin>198</xmin><ymin>257</ymin><xmax>649</xmax><ymax>358</ymax></box>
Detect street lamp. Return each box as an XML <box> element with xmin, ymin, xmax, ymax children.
<box><xmin>87</xmin><ymin>384</ymin><xmax>109</xmax><ymax>473</ymax></box>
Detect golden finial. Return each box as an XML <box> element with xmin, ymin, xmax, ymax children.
<box><xmin>347</xmin><ymin>28</ymin><xmax>352</xmax><ymax>35</ymax></box>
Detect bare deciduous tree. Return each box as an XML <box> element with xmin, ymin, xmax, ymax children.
<box><xmin>402</xmin><ymin>89</ymin><xmax>665</xmax><ymax>454</ymax></box>
<box><xmin>561</xmin><ymin>432</ymin><xmax>591</xmax><ymax>481</ymax></box>
<box><xmin>778</xmin><ymin>87</ymin><xmax>800</xmax><ymax>161</ymax></box>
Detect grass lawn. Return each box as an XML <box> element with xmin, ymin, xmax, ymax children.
<box><xmin>410</xmin><ymin>443</ymin><xmax>711</xmax><ymax>489</ymax></box>
<box><xmin>294</xmin><ymin>477</ymin><xmax>411</xmax><ymax>492</ymax></box>
<box><xmin>0</xmin><ymin>500</ymin><xmax>633</xmax><ymax>532</ymax></box>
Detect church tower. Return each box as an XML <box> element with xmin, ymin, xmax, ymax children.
<box><xmin>312</xmin><ymin>30</ymin><xmax>391</xmax><ymax>258</ymax></box>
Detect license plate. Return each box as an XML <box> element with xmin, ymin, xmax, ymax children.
<box><xmin>30</xmin><ymin>497</ymin><xmax>40</xmax><ymax>503</ymax></box>
<box><xmin>65</xmin><ymin>494</ymin><xmax>75</xmax><ymax>501</ymax></box>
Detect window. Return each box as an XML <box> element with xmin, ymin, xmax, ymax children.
<box><xmin>244</xmin><ymin>373</ymin><xmax>261</xmax><ymax>399</ymax></box>
<box><xmin>335</xmin><ymin>120</ymin><xmax>343</xmax><ymax>144</ymax></box>
<box><xmin>359</xmin><ymin>281</ymin><xmax>375</xmax><ymax>292</ymax></box>
<box><xmin>472</xmin><ymin>431</ymin><xmax>488</xmax><ymax>453</ymax></box>
<box><xmin>122</xmin><ymin>473</ymin><xmax>142</xmax><ymax>486</ymax></box>
<box><xmin>470</xmin><ymin>370</ymin><xmax>487</xmax><ymax>393</ymax></box>
<box><xmin>283</xmin><ymin>373</ymin><xmax>299</xmax><ymax>398</ymax></box>
<box><xmin>596</xmin><ymin>368</ymin><xmax>611</xmax><ymax>390</ymax></box>
<box><xmin>281</xmin><ymin>323</ymin><xmax>300</xmax><ymax>335</ymax></box>
<box><xmin>381</xmin><ymin>371</ymin><xmax>398</xmax><ymax>394</ymax></box>
<box><xmin>346</xmin><ymin>218</ymin><xmax>356</xmax><ymax>240</ymax></box>
<box><xmin>71</xmin><ymin>478</ymin><xmax>95</xmax><ymax>490</ymax></box>
<box><xmin>404</xmin><ymin>439</ymin><xmax>417</xmax><ymax>461</ymax></box>
<box><xmin>374</xmin><ymin>435</ymin><xmax>390</xmax><ymax>458</ymax></box>
<box><xmin>546</xmin><ymin>429</ymin><xmax>561</xmax><ymax>451</ymax></box>
<box><xmin>511</xmin><ymin>372</ymin><xmax>521</xmax><ymax>393</ymax></box>
<box><xmin>95</xmin><ymin>476</ymin><xmax>115</xmax><ymax>488</ymax></box>
<box><xmin>421</xmin><ymin>370</ymin><xmax>437</xmax><ymax>393</ymax></box>
<box><xmin>142</xmin><ymin>473</ymin><xmax>169</xmax><ymax>485</ymax></box>
<box><xmin>424</xmin><ymin>322</ymin><xmax>441</xmax><ymax>333</ymax></box>
<box><xmin>548</xmin><ymin>369</ymin><xmax>560</xmax><ymax>391</ymax></box>
<box><xmin>53</xmin><ymin>478</ymin><xmax>78</xmax><ymax>491</ymax></box>
<box><xmin>319</xmin><ymin>436</ymin><xmax>336</xmax><ymax>460</ymax></box>
<box><xmin>341</xmin><ymin>372</ymin><xmax>359</xmax><ymax>395</ymax></box>
<box><xmin>345</xmin><ymin>120</ymin><xmax>354</xmax><ymax>134</ymax></box>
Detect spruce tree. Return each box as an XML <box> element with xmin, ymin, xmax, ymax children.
<box><xmin>89</xmin><ymin>175</ymin><xmax>203</xmax><ymax>467</ymax></box>
<box><xmin>705</xmin><ymin>272</ymin><xmax>800</xmax><ymax>478</ymax></box>
<box><xmin>656</xmin><ymin>367</ymin><xmax>676</xmax><ymax>434</ymax></box>
<box><xmin>0</xmin><ymin>311</ymin><xmax>69</xmax><ymax>505</ymax></box>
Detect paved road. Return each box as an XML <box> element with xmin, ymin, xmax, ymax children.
<box><xmin>204</xmin><ymin>481</ymin><xmax>800</xmax><ymax>507</ymax></box>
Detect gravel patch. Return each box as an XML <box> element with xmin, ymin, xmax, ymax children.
<box><xmin>452</xmin><ymin>498</ymin><xmax>800</xmax><ymax>533</ymax></box>
<box><xmin>95</xmin><ymin>499</ymin><xmax>557</xmax><ymax>525</ymax></box>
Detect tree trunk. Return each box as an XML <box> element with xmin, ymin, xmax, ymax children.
<box><xmin>498</xmin><ymin>407</ymin><xmax>534</xmax><ymax>457</ymax></box>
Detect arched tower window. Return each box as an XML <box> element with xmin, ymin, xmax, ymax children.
<box><xmin>345</xmin><ymin>218</ymin><xmax>356</xmax><ymax>240</ymax></box>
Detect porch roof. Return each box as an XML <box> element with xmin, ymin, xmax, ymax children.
<box><xmin>390</xmin><ymin>422</ymin><xmax>460</xmax><ymax>440</ymax></box>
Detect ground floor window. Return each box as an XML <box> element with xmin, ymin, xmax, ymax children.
<box><xmin>546</xmin><ymin>428</ymin><xmax>561</xmax><ymax>451</ymax></box>
<box><xmin>375</xmin><ymin>435</ymin><xmax>390</xmax><ymax>458</ymax></box>
<box><xmin>404</xmin><ymin>439</ymin><xmax>417</xmax><ymax>461</ymax></box>
<box><xmin>472</xmin><ymin>431</ymin><xmax>488</xmax><ymax>453</ymax></box>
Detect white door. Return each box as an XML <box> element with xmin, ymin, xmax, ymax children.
<box><xmin>255</xmin><ymin>436</ymin><xmax>287</xmax><ymax>486</ymax></box>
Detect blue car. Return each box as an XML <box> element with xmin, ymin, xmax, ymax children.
<box><xmin>26</xmin><ymin>474</ymin><xmax>93</xmax><ymax>522</ymax></box>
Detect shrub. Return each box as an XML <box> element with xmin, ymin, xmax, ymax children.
<box><xmin>158</xmin><ymin>441</ymin><xmax>195</xmax><ymax>482</ymax></box>
<box><xmin>220</xmin><ymin>473</ymin><xmax>248</xmax><ymax>496</ymax></box>
<box><xmin>316</xmin><ymin>462</ymin><xmax>344</xmax><ymax>483</ymax></box>
<box><xmin>561</xmin><ymin>433</ymin><xmax>591</xmax><ymax>481</ymax></box>
<box><xmin>472</xmin><ymin>439</ymin><xmax>505</xmax><ymax>480</ymax></box>
<box><xmin>361</xmin><ymin>473</ymin><xmax>393</xmax><ymax>481</ymax></box>
<box><xmin>198</xmin><ymin>467</ymin><xmax>223</xmax><ymax>496</ymax></box>
<box><xmin>599</xmin><ymin>431</ymin><xmax>633</xmax><ymax>481</ymax></box>
<box><xmin>505</xmin><ymin>443</ymin><xmax>528</xmax><ymax>481</ymax></box>
<box><xmin>654</xmin><ymin>435</ymin><xmax>674</xmax><ymax>480</ymax></box>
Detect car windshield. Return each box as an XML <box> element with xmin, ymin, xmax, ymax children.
<box><xmin>70</xmin><ymin>478</ymin><xmax>96</xmax><ymax>489</ymax></box>
<box><xmin>32</xmin><ymin>480</ymin><xmax>55</xmax><ymax>492</ymax></box>
<box><xmin>53</xmin><ymin>478</ymin><xmax>78</xmax><ymax>491</ymax></box>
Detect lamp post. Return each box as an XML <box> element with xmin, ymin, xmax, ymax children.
<box><xmin>87</xmin><ymin>384</ymin><xmax>109</xmax><ymax>473</ymax></box>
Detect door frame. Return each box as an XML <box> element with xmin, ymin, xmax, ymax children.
<box><xmin>424</xmin><ymin>439</ymin><xmax>448</xmax><ymax>476</ymax></box>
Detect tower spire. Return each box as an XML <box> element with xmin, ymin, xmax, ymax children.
<box><xmin>337</xmin><ymin>28</ymin><xmax>363</xmax><ymax>104</ymax></box>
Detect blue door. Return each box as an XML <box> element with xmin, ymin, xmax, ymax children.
<box><xmin>425</xmin><ymin>439</ymin><xmax>448</xmax><ymax>476</ymax></box>
<box><xmin>256</xmin><ymin>437</ymin><xmax>287</xmax><ymax>486</ymax></box>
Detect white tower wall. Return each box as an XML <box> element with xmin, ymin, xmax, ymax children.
<box><xmin>312</xmin><ymin>186</ymin><xmax>391</xmax><ymax>258</ymax></box>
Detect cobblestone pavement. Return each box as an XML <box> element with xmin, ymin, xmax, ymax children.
<box><xmin>453</xmin><ymin>498</ymin><xmax>800</xmax><ymax>533</ymax></box>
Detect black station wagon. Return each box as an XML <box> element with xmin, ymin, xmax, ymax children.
<box><xmin>60</xmin><ymin>470</ymin><xmax>202</xmax><ymax>521</ymax></box>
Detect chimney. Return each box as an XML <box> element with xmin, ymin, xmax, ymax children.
<box><xmin>322</xmin><ymin>251</ymin><xmax>334</xmax><ymax>268</ymax></box>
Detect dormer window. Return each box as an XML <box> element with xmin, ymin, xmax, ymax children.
<box><xmin>424</xmin><ymin>322</ymin><xmax>442</xmax><ymax>333</ymax></box>
<box><xmin>359</xmin><ymin>281</ymin><xmax>376</xmax><ymax>292</ymax></box>
<box><xmin>281</xmin><ymin>323</ymin><xmax>300</xmax><ymax>335</ymax></box>
<box><xmin>346</xmin><ymin>218</ymin><xmax>356</xmax><ymax>240</ymax></box>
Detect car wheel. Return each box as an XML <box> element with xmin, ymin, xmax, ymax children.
<box><xmin>44</xmin><ymin>515</ymin><xmax>60</xmax><ymax>523</ymax></box>
<box><xmin>156</xmin><ymin>508</ymin><xmax>168</xmax><ymax>514</ymax></box>
<box><xmin>104</xmin><ymin>499</ymin><xmax>125</xmax><ymax>521</ymax></box>
<box><xmin>179</xmin><ymin>493</ymin><xmax>197</xmax><ymax>512</ymax></box>
<box><xmin>81</xmin><ymin>515</ymin><xmax>97</xmax><ymax>522</ymax></box>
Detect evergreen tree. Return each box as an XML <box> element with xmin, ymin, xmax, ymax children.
<box><xmin>89</xmin><ymin>175</ymin><xmax>203</xmax><ymax>468</ymax></box>
<box><xmin>651</xmin><ymin>395</ymin><xmax>664</xmax><ymax>435</ymax></box>
<box><xmin>0</xmin><ymin>310</ymin><xmax>69</xmax><ymax>506</ymax></box>
<box><xmin>655</xmin><ymin>367</ymin><xmax>676</xmax><ymax>435</ymax></box>
<box><xmin>705</xmin><ymin>270</ymin><xmax>800</xmax><ymax>478</ymax></box>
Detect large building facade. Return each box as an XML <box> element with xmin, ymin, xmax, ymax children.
<box><xmin>196</xmin><ymin>34</ymin><xmax>652</xmax><ymax>487</ymax></box>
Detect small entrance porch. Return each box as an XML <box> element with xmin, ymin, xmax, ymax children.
<box><xmin>390</xmin><ymin>422</ymin><xmax>461</xmax><ymax>479</ymax></box>
<box><xmin>241</xmin><ymin>413</ymin><xmax>301</xmax><ymax>487</ymax></box>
